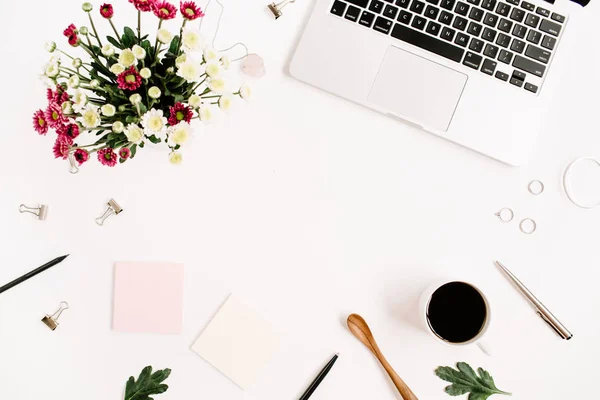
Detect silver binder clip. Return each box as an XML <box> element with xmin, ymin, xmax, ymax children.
<box><xmin>19</xmin><ymin>204</ymin><xmax>48</xmax><ymax>220</ymax></box>
<box><xmin>267</xmin><ymin>0</ymin><xmax>295</xmax><ymax>19</ymax></box>
<box><xmin>42</xmin><ymin>301</ymin><xmax>69</xmax><ymax>331</ymax></box>
<box><xmin>95</xmin><ymin>198</ymin><xmax>123</xmax><ymax>226</ymax></box>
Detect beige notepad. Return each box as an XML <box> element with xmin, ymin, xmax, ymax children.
<box><xmin>191</xmin><ymin>295</ymin><xmax>280</xmax><ymax>389</ymax></box>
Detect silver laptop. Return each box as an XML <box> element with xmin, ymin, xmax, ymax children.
<box><xmin>290</xmin><ymin>0</ymin><xmax>578</xmax><ymax>165</ymax></box>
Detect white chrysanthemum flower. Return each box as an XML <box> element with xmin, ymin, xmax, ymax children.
<box><xmin>62</xmin><ymin>102</ymin><xmax>73</xmax><ymax>115</ymax></box>
<box><xmin>102</xmin><ymin>43</ymin><xmax>115</xmax><ymax>57</ymax></box>
<box><xmin>79</xmin><ymin>105</ymin><xmax>101</xmax><ymax>128</ymax></box>
<box><xmin>140</xmin><ymin>68</ymin><xmax>151</xmax><ymax>79</ymax></box>
<box><xmin>239</xmin><ymin>84</ymin><xmax>252</xmax><ymax>101</ymax></box>
<box><xmin>73</xmin><ymin>58</ymin><xmax>83</xmax><ymax>68</ymax></box>
<box><xmin>148</xmin><ymin>86</ymin><xmax>162</xmax><ymax>99</ymax></box>
<box><xmin>175</xmin><ymin>54</ymin><xmax>187</xmax><ymax>67</ymax></box>
<box><xmin>90</xmin><ymin>79</ymin><xmax>100</xmax><ymax>89</ymax></box>
<box><xmin>110</xmin><ymin>63</ymin><xmax>125</xmax><ymax>75</ymax></box>
<box><xmin>112</xmin><ymin>121</ymin><xmax>125</xmax><ymax>133</ymax></box>
<box><xmin>203</xmin><ymin>47</ymin><xmax>219</xmax><ymax>62</ymax></box>
<box><xmin>101</xmin><ymin>104</ymin><xmax>116</xmax><ymax>117</ymax></box>
<box><xmin>129</xmin><ymin>94</ymin><xmax>142</xmax><ymax>105</ymax></box>
<box><xmin>205</xmin><ymin>61</ymin><xmax>221</xmax><ymax>78</ymax></box>
<box><xmin>208</xmin><ymin>78</ymin><xmax>226</xmax><ymax>93</ymax></box>
<box><xmin>124</xmin><ymin>123</ymin><xmax>144</xmax><ymax>144</ymax></box>
<box><xmin>141</xmin><ymin>109</ymin><xmax>168</xmax><ymax>139</ymax></box>
<box><xmin>39</xmin><ymin>74</ymin><xmax>55</xmax><ymax>88</ymax></box>
<box><xmin>119</xmin><ymin>49</ymin><xmax>136</xmax><ymax>67</ymax></box>
<box><xmin>68</xmin><ymin>75</ymin><xmax>80</xmax><ymax>88</ymax></box>
<box><xmin>45</xmin><ymin>41</ymin><xmax>57</xmax><ymax>53</ymax></box>
<box><xmin>167</xmin><ymin>122</ymin><xmax>193</xmax><ymax>147</ymax></box>
<box><xmin>182</xmin><ymin>28</ymin><xmax>204</xmax><ymax>53</ymax></box>
<box><xmin>169</xmin><ymin>152</ymin><xmax>183</xmax><ymax>165</ymax></box>
<box><xmin>48</xmin><ymin>54</ymin><xmax>61</xmax><ymax>65</ymax></box>
<box><xmin>72</xmin><ymin>90</ymin><xmax>88</xmax><ymax>113</ymax></box>
<box><xmin>220</xmin><ymin>55</ymin><xmax>231</xmax><ymax>70</ymax></box>
<box><xmin>188</xmin><ymin>95</ymin><xmax>202</xmax><ymax>108</ymax></box>
<box><xmin>199</xmin><ymin>106</ymin><xmax>213</xmax><ymax>122</ymax></box>
<box><xmin>157</xmin><ymin>28</ymin><xmax>173</xmax><ymax>44</ymax></box>
<box><xmin>45</xmin><ymin>63</ymin><xmax>59</xmax><ymax>78</ymax></box>
<box><xmin>132</xmin><ymin>45</ymin><xmax>146</xmax><ymax>60</ymax></box>
<box><xmin>219</xmin><ymin>94</ymin><xmax>234</xmax><ymax>111</ymax></box>
<box><xmin>177</xmin><ymin>58</ymin><xmax>203</xmax><ymax>83</ymax></box>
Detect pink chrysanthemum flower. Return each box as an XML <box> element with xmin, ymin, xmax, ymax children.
<box><xmin>100</xmin><ymin>3</ymin><xmax>114</xmax><ymax>18</ymax></box>
<box><xmin>117</xmin><ymin>67</ymin><xmax>143</xmax><ymax>91</ymax></box>
<box><xmin>58</xmin><ymin>123</ymin><xmax>80</xmax><ymax>140</ymax></box>
<box><xmin>98</xmin><ymin>148</ymin><xmax>118</xmax><ymax>167</ymax></box>
<box><xmin>45</xmin><ymin>103</ymin><xmax>67</xmax><ymax>129</ymax></box>
<box><xmin>153</xmin><ymin>1</ymin><xmax>177</xmax><ymax>19</ymax></box>
<box><xmin>63</xmin><ymin>24</ymin><xmax>79</xmax><ymax>46</ymax></box>
<box><xmin>33</xmin><ymin>110</ymin><xmax>49</xmax><ymax>135</ymax></box>
<box><xmin>63</xmin><ymin>24</ymin><xmax>77</xmax><ymax>37</ymax></box>
<box><xmin>47</xmin><ymin>85</ymin><xmax>70</xmax><ymax>105</ymax></box>
<box><xmin>168</xmin><ymin>102</ymin><xmax>193</xmax><ymax>125</ymax></box>
<box><xmin>68</xmin><ymin>34</ymin><xmax>79</xmax><ymax>46</ymax></box>
<box><xmin>73</xmin><ymin>149</ymin><xmax>90</xmax><ymax>165</ymax></box>
<box><xmin>180</xmin><ymin>1</ymin><xmax>204</xmax><ymax>20</ymax></box>
<box><xmin>119</xmin><ymin>147</ymin><xmax>131</xmax><ymax>159</ymax></box>
<box><xmin>132</xmin><ymin>0</ymin><xmax>155</xmax><ymax>12</ymax></box>
<box><xmin>53</xmin><ymin>136</ymin><xmax>72</xmax><ymax>159</ymax></box>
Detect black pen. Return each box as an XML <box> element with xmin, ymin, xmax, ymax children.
<box><xmin>299</xmin><ymin>354</ymin><xmax>339</xmax><ymax>400</ymax></box>
<box><xmin>0</xmin><ymin>255</ymin><xmax>69</xmax><ymax>294</ymax></box>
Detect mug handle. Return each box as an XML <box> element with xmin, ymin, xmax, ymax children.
<box><xmin>476</xmin><ymin>341</ymin><xmax>492</xmax><ymax>356</ymax></box>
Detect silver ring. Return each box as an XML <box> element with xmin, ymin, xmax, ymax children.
<box><xmin>519</xmin><ymin>218</ymin><xmax>537</xmax><ymax>234</ymax></box>
<box><xmin>528</xmin><ymin>180</ymin><xmax>545</xmax><ymax>195</ymax></box>
<box><xmin>563</xmin><ymin>157</ymin><xmax>600</xmax><ymax>209</ymax></box>
<box><xmin>495</xmin><ymin>208</ymin><xmax>514</xmax><ymax>223</ymax></box>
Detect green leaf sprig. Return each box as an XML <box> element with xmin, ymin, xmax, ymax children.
<box><xmin>435</xmin><ymin>362</ymin><xmax>511</xmax><ymax>400</ymax></box>
<box><xmin>124</xmin><ymin>366</ymin><xmax>171</xmax><ymax>400</ymax></box>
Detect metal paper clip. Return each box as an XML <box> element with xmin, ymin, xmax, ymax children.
<box><xmin>95</xmin><ymin>198</ymin><xmax>123</xmax><ymax>226</ymax></box>
<box><xmin>19</xmin><ymin>204</ymin><xmax>48</xmax><ymax>220</ymax></box>
<box><xmin>42</xmin><ymin>301</ymin><xmax>69</xmax><ymax>331</ymax></box>
<box><xmin>267</xmin><ymin>0</ymin><xmax>295</xmax><ymax>19</ymax></box>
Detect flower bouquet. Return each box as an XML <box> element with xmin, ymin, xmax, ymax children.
<box><xmin>33</xmin><ymin>0</ymin><xmax>250</xmax><ymax>169</ymax></box>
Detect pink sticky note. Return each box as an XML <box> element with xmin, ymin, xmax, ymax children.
<box><xmin>113</xmin><ymin>262</ymin><xmax>184</xmax><ymax>334</ymax></box>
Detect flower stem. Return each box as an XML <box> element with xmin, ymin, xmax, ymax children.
<box><xmin>175</xmin><ymin>20</ymin><xmax>187</xmax><ymax>55</ymax></box>
<box><xmin>59</xmin><ymin>50</ymin><xmax>75</xmax><ymax>60</ymax></box>
<box><xmin>153</xmin><ymin>19</ymin><xmax>163</xmax><ymax>59</ymax></box>
<box><xmin>87</xmin><ymin>13</ymin><xmax>103</xmax><ymax>47</ymax></box>
<box><xmin>108</xmin><ymin>19</ymin><xmax>121</xmax><ymax>41</ymax></box>
<box><xmin>137</xmin><ymin>11</ymin><xmax>141</xmax><ymax>42</ymax></box>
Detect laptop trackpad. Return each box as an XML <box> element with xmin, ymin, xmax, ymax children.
<box><xmin>368</xmin><ymin>46</ymin><xmax>467</xmax><ymax>132</ymax></box>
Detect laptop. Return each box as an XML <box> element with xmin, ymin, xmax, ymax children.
<box><xmin>290</xmin><ymin>0</ymin><xmax>579</xmax><ymax>165</ymax></box>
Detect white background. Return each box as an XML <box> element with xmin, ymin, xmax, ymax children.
<box><xmin>1</xmin><ymin>0</ymin><xmax>599</xmax><ymax>399</ymax></box>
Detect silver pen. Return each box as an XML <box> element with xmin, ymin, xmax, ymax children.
<box><xmin>495</xmin><ymin>261</ymin><xmax>573</xmax><ymax>340</ymax></box>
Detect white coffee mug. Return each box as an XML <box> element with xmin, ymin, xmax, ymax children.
<box><xmin>419</xmin><ymin>280</ymin><xmax>492</xmax><ymax>355</ymax></box>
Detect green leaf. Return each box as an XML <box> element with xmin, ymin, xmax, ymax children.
<box><xmin>130</xmin><ymin>144</ymin><xmax>137</xmax><ymax>159</ymax></box>
<box><xmin>122</xmin><ymin>27</ymin><xmax>136</xmax><ymax>48</ymax></box>
<box><xmin>107</xmin><ymin>36</ymin><xmax>123</xmax><ymax>49</ymax></box>
<box><xmin>169</xmin><ymin>36</ymin><xmax>180</xmax><ymax>54</ymax></box>
<box><xmin>435</xmin><ymin>363</ymin><xmax>511</xmax><ymax>400</ymax></box>
<box><xmin>148</xmin><ymin>135</ymin><xmax>161</xmax><ymax>144</ymax></box>
<box><xmin>124</xmin><ymin>366</ymin><xmax>171</xmax><ymax>400</ymax></box>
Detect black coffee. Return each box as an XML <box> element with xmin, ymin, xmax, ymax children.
<box><xmin>426</xmin><ymin>282</ymin><xmax>487</xmax><ymax>343</ymax></box>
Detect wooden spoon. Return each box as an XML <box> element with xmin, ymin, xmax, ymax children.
<box><xmin>347</xmin><ymin>314</ymin><xmax>418</xmax><ymax>400</ymax></box>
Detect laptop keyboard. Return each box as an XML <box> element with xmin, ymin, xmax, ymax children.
<box><xmin>330</xmin><ymin>0</ymin><xmax>566</xmax><ymax>94</ymax></box>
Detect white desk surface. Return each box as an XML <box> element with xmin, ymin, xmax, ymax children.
<box><xmin>1</xmin><ymin>0</ymin><xmax>599</xmax><ymax>399</ymax></box>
